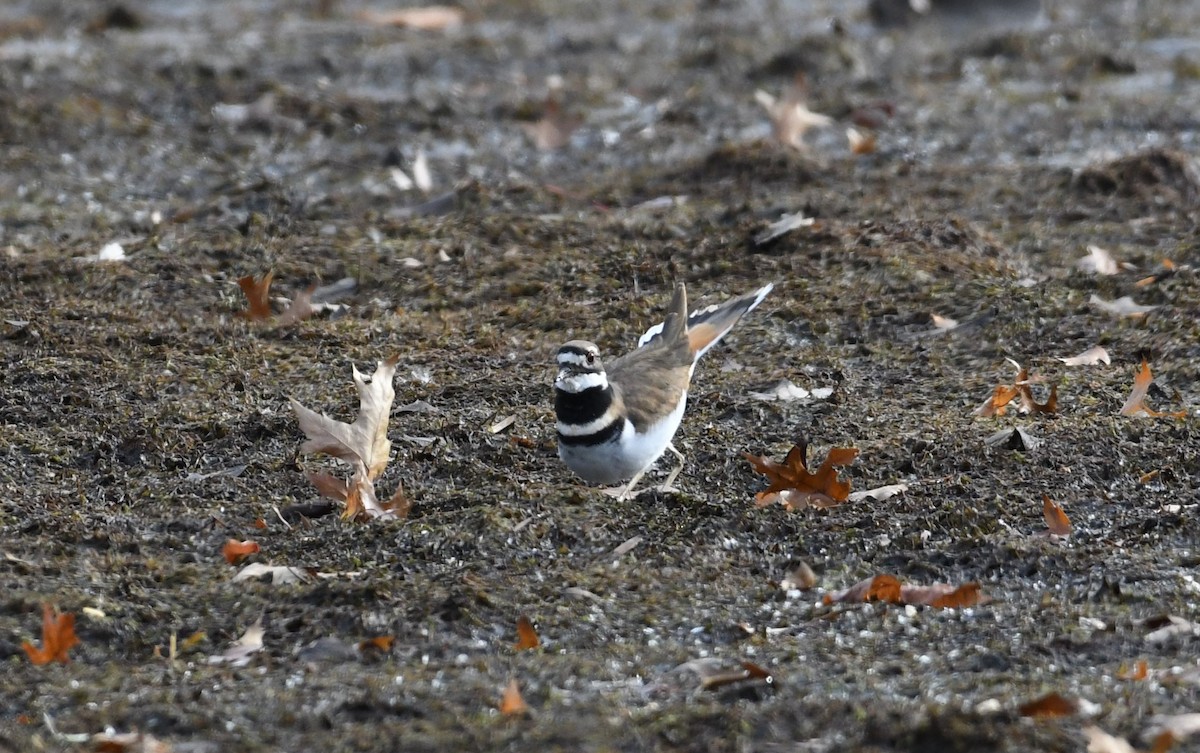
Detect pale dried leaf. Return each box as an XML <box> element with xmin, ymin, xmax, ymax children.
<box><xmin>755</xmin><ymin>88</ymin><xmax>832</xmax><ymax>151</ymax></box>
<box><xmin>1058</xmin><ymin>345</ymin><xmax>1111</xmax><ymax>366</ymax></box>
<box><xmin>930</xmin><ymin>314</ymin><xmax>959</xmax><ymax>331</ymax></box>
<box><xmin>290</xmin><ymin>356</ymin><xmax>398</xmax><ymax>479</ymax></box>
<box><xmin>846</xmin><ymin>126</ymin><xmax>877</xmax><ymax>155</ymax></box>
<box><xmin>1090</xmin><ymin>294</ymin><xmax>1158</xmax><ymax>318</ymax></box>
<box><xmin>233</xmin><ymin>563</ymin><xmax>310</xmax><ymax>585</ymax></box>
<box><xmin>848</xmin><ymin>483</ymin><xmax>908</xmax><ymax>503</ymax></box>
<box><xmin>276</xmin><ymin>285</ymin><xmax>315</xmax><ymax>326</ymax></box>
<box><xmin>1146</xmin><ymin>712</ymin><xmax>1200</xmax><ymax>742</ymax></box>
<box><xmin>749</xmin><ymin>379</ymin><xmax>811</xmax><ymax>402</ymax></box>
<box><xmin>1082</xmin><ymin>726</ymin><xmax>1137</xmax><ymax>753</ymax></box>
<box><xmin>358</xmin><ymin>6</ymin><xmax>465</xmax><ymax>30</ymax></box>
<box><xmin>1145</xmin><ymin>615</ymin><xmax>1200</xmax><ymax>644</ymax></box>
<box><xmin>1077</xmin><ymin>244</ymin><xmax>1119</xmax><ymax>275</ymax></box>
<box><xmin>207</xmin><ymin>618</ymin><xmax>265</xmax><ymax>666</ymax></box>
<box><xmin>412</xmin><ymin>149</ymin><xmax>432</xmax><ymax>193</ymax></box>
<box><xmin>754</xmin><ymin>212</ymin><xmax>814</xmax><ymax>246</ymax></box>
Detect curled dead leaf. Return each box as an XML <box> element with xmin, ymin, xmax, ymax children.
<box><xmin>499</xmin><ymin>678</ymin><xmax>529</xmax><ymax>716</ymax></box>
<box><xmin>1043</xmin><ymin>495</ymin><xmax>1072</xmax><ymax>536</ymax></box>
<box><xmin>1019</xmin><ymin>691</ymin><xmax>1079</xmax><ymax>718</ymax></box>
<box><xmin>222</xmin><ymin>539</ymin><xmax>260</xmax><ymax>565</ymax></box>
<box><xmin>1120</xmin><ymin>359</ymin><xmax>1187</xmax><ymax>418</ymax></box>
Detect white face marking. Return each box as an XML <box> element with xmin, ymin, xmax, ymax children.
<box><xmin>555</xmin><ymin>370</ymin><xmax>607</xmax><ymax>393</ymax></box>
<box><xmin>556</xmin><ymin>351</ymin><xmax>593</xmax><ymax>368</ymax></box>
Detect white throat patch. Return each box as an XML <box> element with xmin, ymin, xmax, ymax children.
<box><xmin>555</xmin><ymin>370</ymin><xmax>608</xmax><ymax>393</ymax></box>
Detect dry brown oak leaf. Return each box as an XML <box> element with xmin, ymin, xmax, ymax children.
<box><xmin>745</xmin><ymin>440</ymin><xmax>859</xmax><ymax>509</ymax></box>
<box><xmin>290</xmin><ymin>356</ymin><xmax>405</xmax><ymax>519</ymax></box>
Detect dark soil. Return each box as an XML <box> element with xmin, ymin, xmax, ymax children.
<box><xmin>3</xmin><ymin>1</ymin><xmax>1200</xmax><ymax>751</ymax></box>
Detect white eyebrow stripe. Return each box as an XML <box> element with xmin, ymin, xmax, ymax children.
<box><xmin>556</xmin><ymin>351</ymin><xmax>592</xmax><ymax>367</ymax></box>
<box><xmin>555</xmin><ymin>371</ymin><xmax>607</xmax><ymax>393</ymax></box>
<box><xmin>556</xmin><ymin>406</ymin><xmax>623</xmax><ymax>436</ymax></box>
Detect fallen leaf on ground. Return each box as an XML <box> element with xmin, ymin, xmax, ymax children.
<box><xmin>1118</xmin><ymin>659</ymin><xmax>1149</xmax><ymax>681</ymax></box>
<box><xmin>1043</xmin><ymin>495</ymin><xmax>1072</xmax><ymax>536</ymax></box>
<box><xmin>232</xmin><ymin>563</ymin><xmax>310</xmax><ymax>585</ymax></box>
<box><xmin>755</xmin><ymin>76</ymin><xmax>833</xmax><ymax>151</ymax></box>
<box><xmin>222</xmin><ymin>539</ymin><xmax>260</xmax><ymax>565</ymax></box>
<box><xmin>291</xmin><ymin>356</ymin><xmax>411</xmax><ymax>520</ymax></box>
<box><xmin>92</xmin><ymin>730</ymin><xmax>174</xmax><ymax>753</ymax></box>
<box><xmin>781</xmin><ymin>562</ymin><xmax>817</xmax><ymax>590</ymax></box>
<box><xmin>499</xmin><ymin>679</ymin><xmax>529</xmax><ymax>716</ymax></box>
<box><xmin>1059</xmin><ymin>345</ymin><xmax>1111</xmax><ymax>366</ymax></box>
<box><xmin>238</xmin><ymin>272</ymin><xmax>274</xmax><ymax>321</ymax></box>
<box><xmin>846</xmin><ymin>126</ymin><xmax>877</xmax><ymax>155</ymax></box>
<box><xmin>753</xmin><ymin>212</ymin><xmax>814</xmax><ymax>246</ymax></box>
<box><xmin>1019</xmin><ymin>691</ymin><xmax>1079</xmax><ymax>718</ymax></box>
<box><xmin>276</xmin><ymin>285</ymin><xmax>315</xmax><ymax>327</ymax></box>
<box><xmin>358</xmin><ymin>635</ymin><xmax>395</xmax><ymax>653</ymax></box>
<box><xmin>515</xmin><ymin>615</ymin><xmax>540</xmax><ymax>650</ymax></box>
<box><xmin>900</xmin><ymin>582</ymin><xmax>988</xmax><ymax>608</ymax></box>
<box><xmin>357</xmin><ymin>5</ymin><xmax>465</xmax><ymax>30</ymax></box>
<box><xmin>1082</xmin><ymin>726</ymin><xmax>1137</xmax><ymax>753</ymax></box>
<box><xmin>974</xmin><ymin>384</ymin><xmax>1020</xmax><ymax>417</ymax></box>
<box><xmin>1146</xmin><ymin>713</ymin><xmax>1200</xmax><ymax>744</ymax></box>
<box><xmin>824</xmin><ymin>575</ymin><xmax>989</xmax><ymax>608</ymax></box>
<box><xmin>1091</xmin><ymin>294</ymin><xmax>1158</xmax><ymax>318</ymax></box>
<box><xmin>745</xmin><ymin>440</ymin><xmax>859</xmax><ymax>509</ymax></box>
<box><xmin>930</xmin><ymin>313</ymin><xmax>959</xmax><ymax>331</ymax></box>
<box><xmin>1141</xmin><ymin>614</ymin><xmax>1200</xmax><ymax>644</ymax></box>
<box><xmin>847</xmin><ymin>483</ymin><xmax>908</xmax><ymax>503</ymax></box>
<box><xmin>1120</xmin><ymin>359</ymin><xmax>1187</xmax><ymax>418</ymax></box>
<box><xmin>207</xmin><ymin>617</ymin><xmax>265</xmax><ymax>666</ymax></box>
<box><xmin>23</xmin><ymin>603</ymin><xmax>80</xmax><ymax>665</ymax></box>
<box><xmin>520</xmin><ymin>97</ymin><xmax>581</xmax><ymax>151</ymax></box>
<box><xmin>823</xmin><ymin>574</ymin><xmax>902</xmax><ymax>605</ymax></box>
<box><xmin>1077</xmin><ymin>244</ymin><xmax>1119</xmax><ymax>275</ymax></box>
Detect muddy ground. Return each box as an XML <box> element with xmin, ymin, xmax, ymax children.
<box><xmin>2</xmin><ymin>0</ymin><xmax>1200</xmax><ymax>750</ymax></box>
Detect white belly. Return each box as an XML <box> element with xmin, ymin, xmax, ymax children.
<box><xmin>558</xmin><ymin>393</ymin><xmax>687</xmax><ymax>484</ymax></box>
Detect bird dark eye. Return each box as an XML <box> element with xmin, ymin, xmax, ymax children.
<box><xmin>586</xmin><ymin>352</ymin><xmax>595</xmax><ymax>364</ymax></box>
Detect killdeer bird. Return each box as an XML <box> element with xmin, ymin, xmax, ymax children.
<box><xmin>554</xmin><ymin>281</ymin><xmax>774</xmax><ymax>499</ymax></box>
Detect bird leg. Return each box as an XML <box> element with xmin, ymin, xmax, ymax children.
<box><xmin>604</xmin><ymin>469</ymin><xmax>647</xmax><ymax>500</ymax></box>
<box><xmin>657</xmin><ymin>443</ymin><xmax>685</xmax><ymax>493</ymax></box>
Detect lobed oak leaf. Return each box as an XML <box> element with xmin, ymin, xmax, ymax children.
<box><xmin>22</xmin><ymin>603</ymin><xmax>80</xmax><ymax>665</ymax></box>
<box><xmin>1120</xmin><ymin>359</ymin><xmax>1187</xmax><ymax>418</ymax></box>
<box><xmin>238</xmin><ymin>272</ymin><xmax>274</xmax><ymax>321</ymax></box>
<box><xmin>499</xmin><ymin>678</ymin><xmax>529</xmax><ymax>716</ymax></box>
<box><xmin>291</xmin><ymin>356</ymin><xmax>399</xmax><ymax>479</ymax></box>
<box><xmin>1117</xmin><ymin>659</ymin><xmax>1149</xmax><ymax>681</ymax></box>
<box><xmin>222</xmin><ymin>539</ymin><xmax>260</xmax><ymax>565</ymax></box>
<box><xmin>1043</xmin><ymin>495</ymin><xmax>1072</xmax><ymax>536</ymax></box>
<box><xmin>515</xmin><ymin>615</ymin><xmax>540</xmax><ymax>651</ymax></box>
<box><xmin>746</xmin><ymin>440</ymin><xmax>858</xmax><ymax>509</ymax></box>
<box><xmin>974</xmin><ymin>384</ymin><xmax>1020</xmax><ymax>417</ymax></box>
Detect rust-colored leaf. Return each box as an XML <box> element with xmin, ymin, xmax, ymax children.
<box><xmin>1120</xmin><ymin>359</ymin><xmax>1187</xmax><ymax>418</ymax></box>
<box><xmin>238</xmin><ymin>271</ymin><xmax>274</xmax><ymax>321</ymax></box>
<box><xmin>974</xmin><ymin>384</ymin><xmax>1020</xmax><ymax>417</ymax></box>
<box><xmin>1018</xmin><ymin>691</ymin><xmax>1078</xmax><ymax>718</ymax></box>
<box><xmin>499</xmin><ymin>678</ymin><xmax>529</xmax><ymax>716</ymax></box>
<box><xmin>515</xmin><ymin>615</ymin><xmax>540</xmax><ymax>650</ymax></box>
<box><xmin>222</xmin><ymin>539</ymin><xmax>260</xmax><ymax>565</ymax></box>
<box><xmin>22</xmin><ymin>603</ymin><xmax>80</xmax><ymax>665</ymax></box>
<box><xmin>252</xmin><ymin>517</ymin><xmax>267</xmax><ymax>530</ymax></box>
<box><xmin>358</xmin><ymin>635</ymin><xmax>395</xmax><ymax>653</ymax></box>
<box><xmin>745</xmin><ymin>440</ymin><xmax>859</xmax><ymax>509</ymax></box>
<box><xmin>902</xmin><ymin>582</ymin><xmax>988</xmax><ymax>608</ymax></box>
<box><xmin>1118</xmin><ymin>659</ymin><xmax>1149</xmax><ymax>681</ymax></box>
<box><xmin>1043</xmin><ymin>495</ymin><xmax>1072</xmax><ymax>536</ymax></box>
<box><xmin>823</xmin><ymin>574</ymin><xmax>902</xmax><ymax>605</ymax></box>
